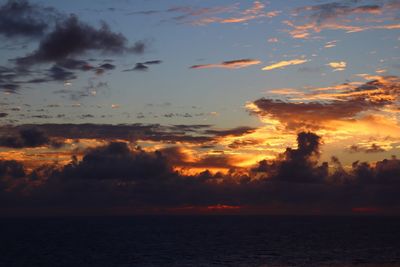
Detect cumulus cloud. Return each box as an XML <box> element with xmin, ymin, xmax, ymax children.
<box><xmin>1</xmin><ymin>132</ymin><xmax>400</xmax><ymax>215</ymax></box>
<box><xmin>190</xmin><ymin>59</ymin><xmax>261</xmax><ymax>69</ymax></box>
<box><xmin>262</xmin><ymin>59</ymin><xmax>308</xmax><ymax>71</ymax></box>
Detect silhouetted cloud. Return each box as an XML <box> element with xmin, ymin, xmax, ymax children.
<box><xmin>1</xmin><ymin>132</ymin><xmax>400</xmax><ymax>215</ymax></box>
<box><xmin>348</xmin><ymin>143</ymin><xmax>386</xmax><ymax>154</ymax></box>
<box><xmin>123</xmin><ymin>60</ymin><xmax>162</xmax><ymax>72</ymax></box>
<box><xmin>190</xmin><ymin>59</ymin><xmax>261</xmax><ymax>69</ymax></box>
<box><xmin>204</xmin><ymin>126</ymin><xmax>256</xmax><ymax>137</ymax></box>
<box><xmin>0</xmin><ymin>160</ymin><xmax>25</xmax><ymax>178</ymax></box>
<box><xmin>0</xmin><ymin>0</ymin><xmax>58</xmax><ymax>38</ymax></box>
<box><xmin>0</xmin><ymin>127</ymin><xmax>62</xmax><ymax>148</ymax></box>
<box><xmin>16</xmin><ymin>15</ymin><xmax>146</xmax><ymax>66</ymax></box>
<box><xmin>0</xmin><ymin>123</ymin><xmax>254</xmax><ymax>145</ymax></box>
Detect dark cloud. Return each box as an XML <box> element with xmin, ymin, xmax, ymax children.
<box><xmin>1</xmin><ymin>132</ymin><xmax>400</xmax><ymax>215</ymax></box>
<box><xmin>0</xmin><ymin>0</ymin><xmax>57</xmax><ymax>38</ymax></box>
<box><xmin>48</xmin><ymin>65</ymin><xmax>77</xmax><ymax>81</ymax></box>
<box><xmin>0</xmin><ymin>66</ymin><xmax>20</xmax><ymax>93</ymax></box>
<box><xmin>123</xmin><ymin>60</ymin><xmax>162</xmax><ymax>72</ymax></box>
<box><xmin>143</xmin><ymin>60</ymin><xmax>162</xmax><ymax>65</ymax></box>
<box><xmin>16</xmin><ymin>15</ymin><xmax>146</xmax><ymax>66</ymax></box>
<box><xmin>0</xmin><ymin>160</ymin><xmax>25</xmax><ymax>178</ymax></box>
<box><xmin>99</xmin><ymin>63</ymin><xmax>115</xmax><ymax>70</ymax></box>
<box><xmin>57</xmin><ymin>142</ymin><xmax>174</xmax><ymax>181</ymax></box>
<box><xmin>56</xmin><ymin>58</ymin><xmax>94</xmax><ymax>71</ymax></box>
<box><xmin>130</xmin><ymin>63</ymin><xmax>148</xmax><ymax>71</ymax></box>
<box><xmin>348</xmin><ymin>143</ymin><xmax>386</xmax><ymax>153</ymax></box>
<box><xmin>253</xmin><ymin>132</ymin><xmax>327</xmax><ymax>183</ymax></box>
<box><xmin>0</xmin><ymin>124</ymin><xmax>216</xmax><ymax>145</ymax></box>
<box><xmin>190</xmin><ymin>59</ymin><xmax>261</xmax><ymax>69</ymax></box>
<box><xmin>0</xmin><ymin>127</ymin><xmax>62</xmax><ymax>148</ymax></box>
<box><xmin>0</xmin><ymin>113</ymin><xmax>8</xmax><ymax>118</ymax></box>
<box><xmin>204</xmin><ymin>126</ymin><xmax>256</xmax><ymax>137</ymax></box>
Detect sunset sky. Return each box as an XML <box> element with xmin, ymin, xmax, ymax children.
<box><xmin>0</xmin><ymin>0</ymin><xmax>399</xmax><ymax>216</ymax></box>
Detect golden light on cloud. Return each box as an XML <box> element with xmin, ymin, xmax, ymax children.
<box><xmin>328</xmin><ymin>61</ymin><xmax>347</xmax><ymax>71</ymax></box>
<box><xmin>262</xmin><ymin>59</ymin><xmax>308</xmax><ymax>71</ymax></box>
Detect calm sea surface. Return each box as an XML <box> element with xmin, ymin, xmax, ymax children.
<box><xmin>1</xmin><ymin>216</ymin><xmax>400</xmax><ymax>267</ymax></box>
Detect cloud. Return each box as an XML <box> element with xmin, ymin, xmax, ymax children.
<box><xmin>0</xmin><ymin>123</ymin><xmax>255</xmax><ymax>146</ymax></box>
<box><xmin>248</xmin><ymin>76</ymin><xmax>400</xmax><ymax>130</ymax></box>
<box><xmin>123</xmin><ymin>60</ymin><xmax>162</xmax><ymax>72</ymax></box>
<box><xmin>164</xmin><ymin>2</ymin><xmax>269</xmax><ymax>26</ymax></box>
<box><xmin>1</xmin><ymin>132</ymin><xmax>400</xmax><ymax>215</ymax></box>
<box><xmin>204</xmin><ymin>126</ymin><xmax>256</xmax><ymax>137</ymax></box>
<box><xmin>328</xmin><ymin>61</ymin><xmax>346</xmax><ymax>71</ymax></box>
<box><xmin>348</xmin><ymin>143</ymin><xmax>386</xmax><ymax>153</ymax></box>
<box><xmin>16</xmin><ymin>15</ymin><xmax>146</xmax><ymax>66</ymax></box>
<box><xmin>0</xmin><ymin>160</ymin><xmax>25</xmax><ymax>178</ymax></box>
<box><xmin>190</xmin><ymin>59</ymin><xmax>261</xmax><ymax>69</ymax></box>
<box><xmin>0</xmin><ymin>0</ymin><xmax>58</xmax><ymax>38</ymax></box>
<box><xmin>262</xmin><ymin>59</ymin><xmax>308</xmax><ymax>71</ymax></box>
<box><xmin>0</xmin><ymin>127</ymin><xmax>64</xmax><ymax>149</ymax></box>
<box><xmin>285</xmin><ymin>1</ymin><xmax>400</xmax><ymax>39</ymax></box>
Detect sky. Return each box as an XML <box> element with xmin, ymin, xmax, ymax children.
<box><xmin>0</xmin><ymin>0</ymin><xmax>399</xmax><ymax>216</ymax></box>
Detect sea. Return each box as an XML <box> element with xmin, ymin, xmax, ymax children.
<box><xmin>1</xmin><ymin>216</ymin><xmax>400</xmax><ymax>267</ymax></box>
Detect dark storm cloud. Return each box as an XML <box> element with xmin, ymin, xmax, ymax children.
<box><xmin>0</xmin><ymin>0</ymin><xmax>58</xmax><ymax>38</ymax></box>
<box><xmin>16</xmin><ymin>15</ymin><xmax>146</xmax><ymax>66</ymax></box>
<box><xmin>1</xmin><ymin>132</ymin><xmax>400</xmax><ymax>214</ymax></box>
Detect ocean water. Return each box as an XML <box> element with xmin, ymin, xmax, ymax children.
<box><xmin>1</xmin><ymin>216</ymin><xmax>400</xmax><ymax>267</ymax></box>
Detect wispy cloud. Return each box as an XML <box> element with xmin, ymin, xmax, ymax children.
<box><xmin>190</xmin><ymin>59</ymin><xmax>261</xmax><ymax>69</ymax></box>
<box><xmin>285</xmin><ymin>1</ymin><xmax>400</xmax><ymax>39</ymax></box>
<box><xmin>262</xmin><ymin>59</ymin><xmax>308</xmax><ymax>71</ymax></box>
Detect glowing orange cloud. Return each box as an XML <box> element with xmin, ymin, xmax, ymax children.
<box><xmin>262</xmin><ymin>59</ymin><xmax>308</xmax><ymax>71</ymax></box>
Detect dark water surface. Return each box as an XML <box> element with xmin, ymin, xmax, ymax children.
<box><xmin>1</xmin><ymin>216</ymin><xmax>400</xmax><ymax>267</ymax></box>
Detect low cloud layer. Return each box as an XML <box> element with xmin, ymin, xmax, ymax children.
<box><xmin>1</xmin><ymin>131</ymin><xmax>399</xmax><ymax>215</ymax></box>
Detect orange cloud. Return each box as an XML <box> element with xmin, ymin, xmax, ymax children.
<box><xmin>262</xmin><ymin>59</ymin><xmax>308</xmax><ymax>71</ymax></box>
